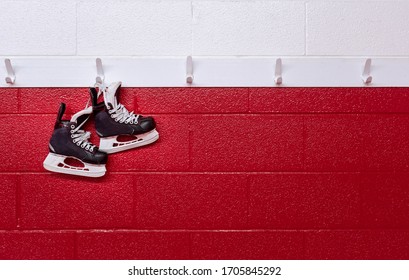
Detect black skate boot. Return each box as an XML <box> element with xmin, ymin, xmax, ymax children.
<box><xmin>43</xmin><ymin>103</ymin><xmax>108</xmax><ymax>177</ymax></box>
<box><xmin>89</xmin><ymin>81</ymin><xmax>159</xmax><ymax>154</ymax></box>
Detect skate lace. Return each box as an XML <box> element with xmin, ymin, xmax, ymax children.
<box><xmin>96</xmin><ymin>84</ymin><xmax>140</xmax><ymax>125</ymax></box>
<box><xmin>108</xmin><ymin>103</ymin><xmax>140</xmax><ymax>125</ymax></box>
<box><xmin>71</xmin><ymin>126</ymin><xmax>96</xmax><ymax>152</ymax></box>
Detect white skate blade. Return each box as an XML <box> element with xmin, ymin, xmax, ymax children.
<box><xmin>99</xmin><ymin>129</ymin><xmax>159</xmax><ymax>154</ymax></box>
<box><xmin>43</xmin><ymin>153</ymin><xmax>106</xmax><ymax>178</ymax></box>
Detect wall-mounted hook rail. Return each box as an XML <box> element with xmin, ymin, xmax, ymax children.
<box><xmin>4</xmin><ymin>59</ymin><xmax>16</xmax><ymax>84</ymax></box>
<box><xmin>186</xmin><ymin>56</ymin><xmax>193</xmax><ymax>84</ymax></box>
<box><xmin>274</xmin><ymin>58</ymin><xmax>282</xmax><ymax>85</ymax></box>
<box><xmin>96</xmin><ymin>58</ymin><xmax>105</xmax><ymax>84</ymax></box>
<box><xmin>0</xmin><ymin>57</ymin><xmax>407</xmax><ymax>87</ymax></box>
<box><xmin>361</xmin><ymin>58</ymin><xmax>372</xmax><ymax>84</ymax></box>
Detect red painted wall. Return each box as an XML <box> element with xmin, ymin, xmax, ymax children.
<box><xmin>1</xmin><ymin>87</ymin><xmax>409</xmax><ymax>260</ymax></box>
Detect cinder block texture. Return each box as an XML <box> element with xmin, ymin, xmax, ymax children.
<box><xmin>77</xmin><ymin>2</ymin><xmax>191</xmax><ymax>55</ymax></box>
<box><xmin>1</xmin><ymin>87</ymin><xmax>409</xmax><ymax>260</ymax></box>
<box><xmin>133</xmin><ymin>88</ymin><xmax>249</xmax><ymax>114</ymax></box>
<box><xmin>307</xmin><ymin>2</ymin><xmax>409</xmax><ymax>55</ymax></box>
<box><xmin>0</xmin><ymin>89</ymin><xmax>19</xmax><ymax>113</ymax></box>
<box><xmin>20</xmin><ymin>88</ymin><xmax>91</xmax><ymax>114</ymax></box>
<box><xmin>250</xmin><ymin>88</ymin><xmax>409</xmax><ymax>113</ymax></box>
<box><xmin>248</xmin><ymin>174</ymin><xmax>361</xmax><ymax>229</ymax></box>
<box><xmin>305</xmin><ymin>230</ymin><xmax>409</xmax><ymax>259</ymax></box>
<box><xmin>77</xmin><ymin>232</ymin><xmax>190</xmax><ymax>260</ymax></box>
<box><xmin>107</xmin><ymin>116</ymin><xmax>190</xmax><ymax>171</ymax></box>
<box><xmin>191</xmin><ymin>231</ymin><xmax>305</xmax><ymax>259</ymax></box>
<box><xmin>0</xmin><ymin>232</ymin><xmax>75</xmax><ymax>260</ymax></box>
<box><xmin>134</xmin><ymin>173</ymin><xmax>248</xmax><ymax>229</ymax></box>
<box><xmin>305</xmin><ymin>115</ymin><xmax>409</xmax><ymax>171</ymax></box>
<box><xmin>0</xmin><ymin>115</ymin><xmax>55</xmax><ymax>172</ymax></box>
<box><xmin>0</xmin><ymin>2</ymin><xmax>76</xmax><ymax>55</ymax></box>
<box><xmin>361</xmin><ymin>173</ymin><xmax>409</xmax><ymax>229</ymax></box>
<box><xmin>0</xmin><ymin>175</ymin><xmax>17</xmax><ymax>229</ymax></box>
<box><xmin>1</xmin><ymin>0</ymin><xmax>409</xmax><ymax>56</ymax></box>
<box><xmin>20</xmin><ymin>174</ymin><xmax>134</xmax><ymax>229</ymax></box>
<box><xmin>190</xmin><ymin>115</ymin><xmax>304</xmax><ymax>171</ymax></box>
<box><xmin>192</xmin><ymin>1</ymin><xmax>305</xmax><ymax>55</ymax></box>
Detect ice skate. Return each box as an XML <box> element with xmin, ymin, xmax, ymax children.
<box><xmin>43</xmin><ymin>103</ymin><xmax>108</xmax><ymax>177</ymax></box>
<box><xmin>90</xmin><ymin>81</ymin><xmax>159</xmax><ymax>154</ymax></box>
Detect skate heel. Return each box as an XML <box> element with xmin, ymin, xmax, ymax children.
<box><xmin>43</xmin><ymin>153</ymin><xmax>106</xmax><ymax>178</ymax></box>
<box><xmin>99</xmin><ymin>129</ymin><xmax>159</xmax><ymax>154</ymax></box>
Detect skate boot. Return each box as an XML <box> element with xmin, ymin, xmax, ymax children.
<box><xmin>90</xmin><ymin>81</ymin><xmax>159</xmax><ymax>154</ymax></box>
<box><xmin>43</xmin><ymin>103</ymin><xmax>108</xmax><ymax>177</ymax></box>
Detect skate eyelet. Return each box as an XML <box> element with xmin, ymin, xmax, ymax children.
<box><xmin>71</xmin><ymin>135</ymin><xmax>74</xmax><ymax>138</ymax></box>
<box><xmin>71</xmin><ymin>125</ymin><xmax>75</xmax><ymax>129</ymax></box>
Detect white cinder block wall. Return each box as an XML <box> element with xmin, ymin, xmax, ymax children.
<box><xmin>1</xmin><ymin>0</ymin><xmax>409</xmax><ymax>57</ymax></box>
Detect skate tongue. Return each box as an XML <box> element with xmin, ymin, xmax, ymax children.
<box><xmin>104</xmin><ymin>81</ymin><xmax>122</xmax><ymax>110</ymax></box>
<box><xmin>70</xmin><ymin>106</ymin><xmax>92</xmax><ymax>129</ymax></box>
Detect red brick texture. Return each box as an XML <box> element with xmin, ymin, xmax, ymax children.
<box><xmin>1</xmin><ymin>87</ymin><xmax>409</xmax><ymax>260</ymax></box>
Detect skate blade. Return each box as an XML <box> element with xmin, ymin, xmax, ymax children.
<box><xmin>99</xmin><ymin>129</ymin><xmax>159</xmax><ymax>154</ymax></box>
<box><xmin>43</xmin><ymin>153</ymin><xmax>106</xmax><ymax>178</ymax></box>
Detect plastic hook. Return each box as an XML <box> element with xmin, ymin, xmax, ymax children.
<box><xmin>186</xmin><ymin>56</ymin><xmax>193</xmax><ymax>84</ymax></box>
<box><xmin>4</xmin><ymin>59</ymin><xmax>15</xmax><ymax>84</ymax></box>
<box><xmin>361</xmin><ymin>58</ymin><xmax>372</xmax><ymax>84</ymax></box>
<box><xmin>95</xmin><ymin>58</ymin><xmax>105</xmax><ymax>85</ymax></box>
<box><xmin>274</xmin><ymin>58</ymin><xmax>282</xmax><ymax>85</ymax></box>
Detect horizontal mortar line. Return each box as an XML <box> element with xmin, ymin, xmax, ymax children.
<box><xmin>246</xmin><ymin>112</ymin><xmax>409</xmax><ymax>115</ymax></box>
<box><xmin>2</xmin><ymin>170</ymin><xmax>409</xmax><ymax>175</ymax></box>
<box><xmin>130</xmin><ymin>112</ymin><xmax>409</xmax><ymax>116</ymax></box>
<box><xmin>3</xmin><ymin>112</ymin><xmax>409</xmax><ymax>116</ymax></box>
<box><xmin>222</xmin><ymin>112</ymin><xmax>409</xmax><ymax>116</ymax></box>
<box><xmin>2</xmin><ymin>171</ymin><xmax>409</xmax><ymax>175</ymax></box>
<box><xmin>1</xmin><ymin>229</ymin><xmax>408</xmax><ymax>233</ymax></box>
<box><xmin>0</xmin><ymin>229</ymin><xmax>306</xmax><ymax>233</ymax></box>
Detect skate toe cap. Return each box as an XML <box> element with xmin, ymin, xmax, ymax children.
<box><xmin>94</xmin><ymin>150</ymin><xmax>108</xmax><ymax>164</ymax></box>
<box><xmin>139</xmin><ymin>116</ymin><xmax>156</xmax><ymax>132</ymax></box>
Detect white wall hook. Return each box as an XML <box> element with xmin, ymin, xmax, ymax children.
<box><xmin>274</xmin><ymin>58</ymin><xmax>282</xmax><ymax>85</ymax></box>
<box><xmin>95</xmin><ymin>58</ymin><xmax>105</xmax><ymax>84</ymax></box>
<box><xmin>4</xmin><ymin>59</ymin><xmax>16</xmax><ymax>84</ymax></box>
<box><xmin>361</xmin><ymin>58</ymin><xmax>372</xmax><ymax>84</ymax></box>
<box><xmin>186</xmin><ymin>56</ymin><xmax>193</xmax><ymax>84</ymax></box>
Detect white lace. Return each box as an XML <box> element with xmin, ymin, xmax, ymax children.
<box><xmin>95</xmin><ymin>84</ymin><xmax>140</xmax><ymax>125</ymax></box>
<box><xmin>108</xmin><ymin>103</ymin><xmax>140</xmax><ymax>124</ymax></box>
<box><xmin>71</xmin><ymin>126</ymin><xmax>96</xmax><ymax>152</ymax></box>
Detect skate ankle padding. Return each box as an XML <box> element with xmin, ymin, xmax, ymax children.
<box><xmin>89</xmin><ymin>88</ymin><xmax>105</xmax><ymax>111</ymax></box>
<box><xmin>89</xmin><ymin>88</ymin><xmax>98</xmax><ymax>106</ymax></box>
<box><xmin>54</xmin><ymin>103</ymin><xmax>66</xmax><ymax>129</ymax></box>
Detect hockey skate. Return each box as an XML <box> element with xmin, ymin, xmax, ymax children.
<box><xmin>43</xmin><ymin>103</ymin><xmax>108</xmax><ymax>178</ymax></box>
<box><xmin>90</xmin><ymin>81</ymin><xmax>159</xmax><ymax>154</ymax></box>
